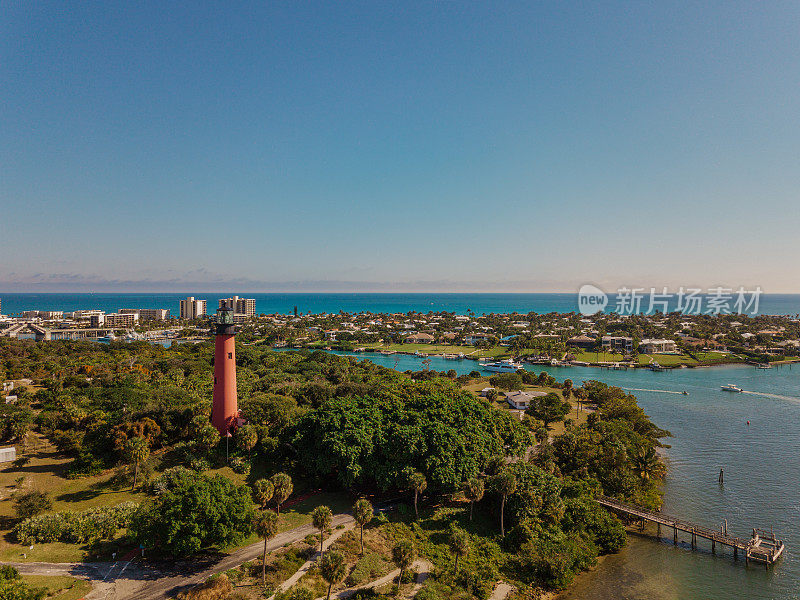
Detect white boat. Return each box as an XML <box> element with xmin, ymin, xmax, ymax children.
<box><xmin>757</xmin><ymin>364</ymin><xmax>772</xmax><ymax>369</ymax></box>
<box><xmin>721</xmin><ymin>384</ymin><xmax>743</xmax><ymax>392</ymax></box>
<box><xmin>483</xmin><ymin>359</ymin><xmax>523</xmax><ymax>373</ymax></box>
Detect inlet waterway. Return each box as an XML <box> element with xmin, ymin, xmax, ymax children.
<box><xmin>321</xmin><ymin>350</ymin><xmax>800</xmax><ymax>600</ymax></box>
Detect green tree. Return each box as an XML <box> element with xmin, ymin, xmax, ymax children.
<box><xmin>237</xmin><ymin>424</ymin><xmax>258</xmax><ymax>459</ymax></box>
<box><xmin>12</xmin><ymin>490</ymin><xmax>52</xmax><ymax>519</ymax></box>
<box><xmin>484</xmin><ymin>455</ymin><xmax>506</xmax><ymax>477</ymax></box>
<box><xmin>448</xmin><ymin>527</ymin><xmax>470</xmax><ymax>575</ymax></box>
<box><xmin>526</xmin><ymin>393</ymin><xmax>571</xmax><ymax>430</ymax></box>
<box><xmin>320</xmin><ymin>550</ymin><xmax>346</xmax><ymax>600</ymax></box>
<box><xmin>353</xmin><ymin>498</ymin><xmax>374</xmax><ymax>555</ymax></box>
<box><xmin>291</xmin><ymin>393</ymin><xmax>529</xmax><ymax>493</ymax></box>
<box><xmin>489</xmin><ymin>373</ymin><xmax>523</xmax><ymax>391</ymax></box>
<box><xmin>408</xmin><ymin>471</ymin><xmax>427</xmax><ymax>520</ymax></box>
<box><xmin>494</xmin><ymin>470</ymin><xmax>517</xmax><ymax>537</ymax></box>
<box><xmin>312</xmin><ymin>505</ymin><xmax>333</xmax><ymax>554</ymax></box>
<box><xmin>633</xmin><ymin>447</ymin><xmax>664</xmax><ymax>483</ymax></box>
<box><xmin>391</xmin><ymin>540</ymin><xmax>415</xmax><ymax>591</ymax></box>
<box><xmin>252</xmin><ymin>478</ymin><xmax>274</xmax><ymax>510</ymax></box>
<box><xmin>195</xmin><ymin>424</ymin><xmax>220</xmax><ymax>455</ymax></box>
<box><xmin>270</xmin><ymin>472</ymin><xmax>293</xmax><ymax>514</ymax></box>
<box><xmin>125</xmin><ymin>436</ymin><xmax>150</xmax><ymax>489</ymax></box>
<box><xmin>253</xmin><ymin>510</ymin><xmax>279</xmax><ymax>585</ymax></box>
<box><xmin>131</xmin><ymin>472</ymin><xmax>254</xmax><ymax>557</ymax></box>
<box><xmin>463</xmin><ymin>477</ymin><xmax>484</xmax><ymax>521</ymax></box>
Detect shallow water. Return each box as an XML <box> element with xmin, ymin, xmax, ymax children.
<box><xmin>325</xmin><ymin>351</ymin><xmax>800</xmax><ymax>599</ymax></box>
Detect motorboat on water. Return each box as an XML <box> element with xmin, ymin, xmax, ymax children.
<box><xmin>682</xmin><ymin>391</ymin><xmax>689</xmax><ymax>395</ymax></box>
<box><xmin>721</xmin><ymin>384</ymin><xmax>743</xmax><ymax>392</ymax></box>
<box><xmin>483</xmin><ymin>359</ymin><xmax>523</xmax><ymax>373</ymax></box>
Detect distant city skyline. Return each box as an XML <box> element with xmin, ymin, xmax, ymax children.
<box><xmin>3</xmin><ymin>2</ymin><xmax>800</xmax><ymax>293</ymax></box>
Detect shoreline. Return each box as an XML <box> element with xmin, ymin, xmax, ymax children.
<box><xmin>289</xmin><ymin>346</ymin><xmax>800</xmax><ymax>371</ymax></box>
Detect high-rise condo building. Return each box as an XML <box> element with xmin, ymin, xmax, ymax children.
<box><xmin>180</xmin><ymin>297</ymin><xmax>207</xmax><ymax>320</ymax></box>
<box><xmin>218</xmin><ymin>296</ymin><xmax>256</xmax><ymax>317</ymax></box>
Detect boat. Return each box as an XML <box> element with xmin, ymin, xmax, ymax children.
<box><xmin>483</xmin><ymin>359</ymin><xmax>523</xmax><ymax>373</ymax></box>
<box><xmin>757</xmin><ymin>364</ymin><xmax>772</xmax><ymax>369</ymax></box>
<box><xmin>721</xmin><ymin>384</ymin><xmax>743</xmax><ymax>392</ymax></box>
<box><xmin>649</xmin><ymin>362</ymin><xmax>665</xmax><ymax>372</ymax></box>
<box><xmin>682</xmin><ymin>391</ymin><xmax>688</xmax><ymax>395</ymax></box>
<box><xmin>97</xmin><ymin>332</ymin><xmax>117</xmax><ymax>343</ymax></box>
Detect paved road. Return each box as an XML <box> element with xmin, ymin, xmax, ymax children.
<box><xmin>12</xmin><ymin>514</ymin><xmax>354</xmax><ymax>600</ymax></box>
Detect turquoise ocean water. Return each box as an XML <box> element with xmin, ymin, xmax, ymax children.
<box><xmin>1</xmin><ymin>292</ymin><xmax>800</xmax><ymax>316</ymax></box>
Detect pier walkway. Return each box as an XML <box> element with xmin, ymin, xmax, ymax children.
<box><xmin>596</xmin><ymin>495</ymin><xmax>785</xmax><ymax>566</ymax></box>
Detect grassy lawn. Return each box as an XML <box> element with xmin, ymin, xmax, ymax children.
<box><xmin>21</xmin><ymin>575</ymin><xmax>91</xmax><ymax>600</ymax></box>
<box><xmin>571</xmin><ymin>350</ymin><xmax>625</xmax><ymax>363</ymax></box>
<box><xmin>694</xmin><ymin>351</ymin><xmax>739</xmax><ymax>364</ymax></box>
<box><xmin>0</xmin><ymin>439</ymin><xmax>147</xmax><ymax>563</ymax></box>
<box><xmin>636</xmin><ymin>353</ymin><xmax>697</xmax><ymax>367</ymax></box>
<box><xmin>1</xmin><ymin>434</ymin><xmax>355</xmax><ymax>563</ymax></box>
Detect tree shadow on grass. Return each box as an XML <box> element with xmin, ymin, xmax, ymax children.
<box><xmin>55</xmin><ymin>488</ymin><xmax>103</xmax><ymax>502</ymax></box>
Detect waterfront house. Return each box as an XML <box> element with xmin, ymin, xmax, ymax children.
<box><xmin>639</xmin><ymin>338</ymin><xmax>678</xmax><ymax>354</ymax></box>
<box><xmin>567</xmin><ymin>334</ymin><xmax>596</xmax><ymax>349</ymax></box>
<box><xmin>404</xmin><ymin>332</ymin><xmax>435</xmax><ymax>344</ymax></box>
<box><xmin>601</xmin><ymin>335</ymin><xmax>633</xmax><ymax>352</ymax></box>
<box><xmin>505</xmin><ymin>390</ymin><xmax>546</xmax><ymax>410</ymax></box>
<box><xmin>465</xmin><ymin>333</ymin><xmax>492</xmax><ymax>345</ymax></box>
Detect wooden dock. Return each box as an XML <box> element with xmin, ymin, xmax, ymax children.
<box><xmin>596</xmin><ymin>495</ymin><xmax>785</xmax><ymax>566</ymax></box>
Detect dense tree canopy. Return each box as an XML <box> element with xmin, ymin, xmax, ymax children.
<box><xmin>292</xmin><ymin>385</ymin><xmax>530</xmax><ymax>492</ymax></box>
<box><xmin>131</xmin><ymin>472</ymin><xmax>254</xmax><ymax>556</ymax></box>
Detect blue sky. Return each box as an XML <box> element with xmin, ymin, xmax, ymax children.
<box><xmin>2</xmin><ymin>1</ymin><xmax>799</xmax><ymax>292</ymax></box>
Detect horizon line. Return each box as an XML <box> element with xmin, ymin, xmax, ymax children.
<box><xmin>2</xmin><ymin>290</ymin><xmax>800</xmax><ymax>296</ymax></box>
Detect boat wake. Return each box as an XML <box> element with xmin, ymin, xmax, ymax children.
<box><xmin>740</xmin><ymin>390</ymin><xmax>800</xmax><ymax>403</ymax></box>
<box><xmin>625</xmin><ymin>387</ymin><xmax>686</xmax><ymax>395</ymax></box>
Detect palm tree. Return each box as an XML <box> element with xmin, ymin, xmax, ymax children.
<box><xmin>463</xmin><ymin>477</ymin><xmax>484</xmax><ymax>521</ymax></box>
<box><xmin>353</xmin><ymin>499</ymin><xmax>374</xmax><ymax>555</ymax></box>
<box><xmin>408</xmin><ymin>471</ymin><xmax>427</xmax><ymax>520</ymax></box>
<box><xmin>494</xmin><ymin>471</ymin><xmax>517</xmax><ymax>537</ymax></box>
<box><xmin>253</xmin><ymin>510</ymin><xmax>278</xmax><ymax>585</ymax></box>
<box><xmin>634</xmin><ymin>447</ymin><xmax>664</xmax><ymax>482</ymax></box>
<box><xmin>448</xmin><ymin>527</ymin><xmax>470</xmax><ymax>575</ymax></box>
<box><xmin>270</xmin><ymin>472</ymin><xmax>293</xmax><ymax>514</ymax></box>
<box><xmin>237</xmin><ymin>424</ymin><xmax>258</xmax><ymax>459</ymax></box>
<box><xmin>125</xmin><ymin>436</ymin><xmax>150</xmax><ymax>489</ymax></box>
<box><xmin>391</xmin><ymin>540</ymin><xmax>415</xmax><ymax>592</ymax></box>
<box><xmin>320</xmin><ymin>550</ymin><xmax>346</xmax><ymax>600</ymax></box>
<box><xmin>252</xmin><ymin>478</ymin><xmax>274</xmax><ymax>510</ymax></box>
<box><xmin>312</xmin><ymin>505</ymin><xmax>333</xmax><ymax>554</ymax></box>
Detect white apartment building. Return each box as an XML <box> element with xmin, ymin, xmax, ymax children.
<box><xmin>180</xmin><ymin>297</ymin><xmax>207</xmax><ymax>320</ymax></box>
<box><xmin>91</xmin><ymin>313</ymin><xmax>139</xmax><ymax>328</ymax></box>
<box><xmin>218</xmin><ymin>296</ymin><xmax>256</xmax><ymax>317</ymax></box>
<box><xmin>119</xmin><ymin>308</ymin><xmax>170</xmax><ymax>321</ymax></box>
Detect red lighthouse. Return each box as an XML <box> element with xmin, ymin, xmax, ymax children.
<box><xmin>211</xmin><ymin>307</ymin><xmax>238</xmax><ymax>436</ymax></box>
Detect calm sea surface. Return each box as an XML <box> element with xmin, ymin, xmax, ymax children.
<box><xmin>322</xmin><ymin>350</ymin><xmax>800</xmax><ymax>600</ymax></box>
<box><xmin>1</xmin><ymin>292</ymin><xmax>800</xmax><ymax>316</ymax></box>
